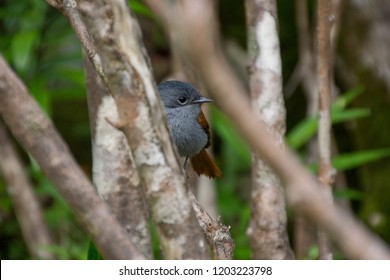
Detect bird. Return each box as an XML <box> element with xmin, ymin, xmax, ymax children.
<box><xmin>158</xmin><ymin>80</ymin><xmax>222</xmax><ymax>178</ymax></box>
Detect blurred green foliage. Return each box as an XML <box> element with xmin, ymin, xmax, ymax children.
<box><xmin>1</xmin><ymin>0</ymin><xmax>390</xmax><ymax>260</ymax></box>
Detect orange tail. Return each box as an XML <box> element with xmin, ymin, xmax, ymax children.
<box><xmin>190</xmin><ymin>149</ymin><xmax>222</xmax><ymax>178</ymax></box>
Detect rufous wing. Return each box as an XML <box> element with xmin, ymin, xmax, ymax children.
<box><xmin>197</xmin><ymin>110</ymin><xmax>211</xmax><ymax>148</ymax></box>
<box><xmin>190</xmin><ymin>149</ymin><xmax>222</xmax><ymax>178</ymax></box>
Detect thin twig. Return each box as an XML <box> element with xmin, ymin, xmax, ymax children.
<box><xmin>296</xmin><ymin>0</ymin><xmax>318</xmax><ymax>116</ymax></box>
<box><xmin>293</xmin><ymin>0</ymin><xmax>319</xmax><ymax>259</ymax></box>
<box><xmin>316</xmin><ymin>0</ymin><xmax>336</xmax><ymax>260</ymax></box>
<box><xmin>188</xmin><ymin>188</ymin><xmax>234</xmax><ymax>260</ymax></box>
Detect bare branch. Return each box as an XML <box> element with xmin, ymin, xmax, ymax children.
<box><xmin>293</xmin><ymin>0</ymin><xmax>346</xmax><ymax>259</ymax></box>
<box><xmin>0</xmin><ymin>120</ymin><xmax>54</xmax><ymax>259</ymax></box>
<box><xmin>293</xmin><ymin>0</ymin><xmax>319</xmax><ymax>259</ymax></box>
<box><xmin>188</xmin><ymin>189</ymin><xmax>234</xmax><ymax>260</ymax></box>
<box><xmin>317</xmin><ymin>1</ymin><xmax>334</xmax><ymax>182</ymax></box>
<box><xmin>0</xmin><ymin>55</ymin><xmax>144</xmax><ymax>260</ymax></box>
<box><xmin>330</xmin><ymin>0</ymin><xmax>345</xmax><ymax>54</ymax></box>
<box><xmin>245</xmin><ymin>0</ymin><xmax>294</xmax><ymax>259</ymax></box>
<box><xmin>295</xmin><ymin>0</ymin><xmax>318</xmax><ymax>115</ymax></box>
<box><xmin>316</xmin><ymin>0</ymin><xmax>336</xmax><ymax>260</ymax></box>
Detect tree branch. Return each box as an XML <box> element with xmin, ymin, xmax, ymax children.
<box><xmin>316</xmin><ymin>0</ymin><xmax>335</xmax><ymax>260</ymax></box>
<box><xmin>296</xmin><ymin>0</ymin><xmax>318</xmax><ymax>115</ymax></box>
<box><xmin>188</xmin><ymin>189</ymin><xmax>234</xmax><ymax>260</ymax></box>
<box><xmin>293</xmin><ymin>0</ymin><xmax>319</xmax><ymax>259</ymax></box>
<box><xmin>0</xmin><ymin>54</ymin><xmax>144</xmax><ymax>260</ymax></box>
<box><xmin>0</xmin><ymin>120</ymin><xmax>54</xmax><ymax>259</ymax></box>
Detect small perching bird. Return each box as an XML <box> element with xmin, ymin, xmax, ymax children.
<box><xmin>158</xmin><ymin>80</ymin><xmax>222</xmax><ymax>178</ymax></box>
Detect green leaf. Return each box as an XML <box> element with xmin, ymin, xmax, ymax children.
<box><xmin>56</xmin><ymin>68</ymin><xmax>86</xmax><ymax>88</ymax></box>
<box><xmin>287</xmin><ymin>108</ymin><xmax>371</xmax><ymax>149</ymax></box>
<box><xmin>309</xmin><ymin>148</ymin><xmax>390</xmax><ymax>172</ymax></box>
<box><xmin>332</xmin><ymin>148</ymin><xmax>390</xmax><ymax>171</ymax></box>
<box><xmin>87</xmin><ymin>241</ymin><xmax>103</xmax><ymax>260</ymax></box>
<box><xmin>287</xmin><ymin>85</ymin><xmax>369</xmax><ymax>150</ymax></box>
<box><xmin>287</xmin><ymin>117</ymin><xmax>318</xmax><ymax>150</ymax></box>
<box><xmin>11</xmin><ymin>30</ymin><xmax>38</xmax><ymax>73</ymax></box>
<box><xmin>334</xmin><ymin>188</ymin><xmax>363</xmax><ymax>201</ymax></box>
<box><xmin>29</xmin><ymin>78</ymin><xmax>52</xmax><ymax>115</ymax></box>
<box><xmin>331</xmin><ymin>108</ymin><xmax>371</xmax><ymax>123</ymax></box>
<box><xmin>332</xmin><ymin>85</ymin><xmax>365</xmax><ymax>110</ymax></box>
<box><xmin>128</xmin><ymin>0</ymin><xmax>155</xmax><ymax>18</ymax></box>
<box><xmin>308</xmin><ymin>245</ymin><xmax>319</xmax><ymax>260</ymax></box>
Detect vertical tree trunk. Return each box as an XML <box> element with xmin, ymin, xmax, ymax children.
<box><xmin>245</xmin><ymin>0</ymin><xmax>294</xmax><ymax>259</ymax></box>
<box><xmin>84</xmin><ymin>58</ymin><xmax>153</xmax><ymax>258</ymax></box>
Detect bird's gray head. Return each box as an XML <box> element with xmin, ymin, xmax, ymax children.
<box><xmin>157</xmin><ymin>80</ymin><xmax>212</xmax><ymax>157</ymax></box>
<box><xmin>158</xmin><ymin>80</ymin><xmax>212</xmax><ymax>108</ymax></box>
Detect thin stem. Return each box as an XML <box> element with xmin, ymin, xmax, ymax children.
<box><xmin>316</xmin><ymin>0</ymin><xmax>335</xmax><ymax>260</ymax></box>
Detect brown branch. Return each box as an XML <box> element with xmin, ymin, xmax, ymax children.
<box><xmin>188</xmin><ymin>189</ymin><xmax>234</xmax><ymax>260</ymax></box>
<box><xmin>293</xmin><ymin>0</ymin><xmax>319</xmax><ymax>259</ymax></box>
<box><xmin>0</xmin><ymin>120</ymin><xmax>54</xmax><ymax>259</ymax></box>
<box><xmin>316</xmin><ymin>0</ymin><xmax>335</xmax><ymax>260</ymax></box>
<box><xmin>329</xmin><ymin>0</ymin><xmax>351</xmax><ymax>212</ymax></box>
<box><xmin>245</xmin><ymin>0</ymin><xmax>294</xmax><ymax>259</ymax></box>
<box><xmin>293</xmin><ymin>0</ymin><xmax>346</xmax><ymax>259</ymax></box>
<box><xmin>330</xmin><ymin>0</ymin><xmax>344</xmax><ymax>56</ymax></box>
<box><xmin>158</xmin><ymin>0</ymin><xmax>390</xmax><ymax>259</ymax></box>
<box><xmin>296</xmin><ymin>0</ymin><xmax>318</xmax><ymax>115</ymax></box>
<box><xmin>0</xmin><ymin>55</ymin><xmax>144</xmax><ymax>260</ymax></box>
<box><xmin>286</xmin><ymin>0</ymin><xmax>317</xmax><ymax>101</ymax></box>
<box><xmin>84</xmin><ymin>57</ymin><xmax>153</xmax><ymax>258</ymax></box>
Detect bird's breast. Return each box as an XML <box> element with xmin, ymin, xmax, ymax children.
<box><xmin>166</xmin><ymin>106</ymin><xmax>208</xmax><ymax>157</ymax></box>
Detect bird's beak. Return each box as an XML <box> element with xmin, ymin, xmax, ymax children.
<box><xmin>192</xmin><ymin>96</ymin><xmax>213</xmax><ymax>104</ymax></box>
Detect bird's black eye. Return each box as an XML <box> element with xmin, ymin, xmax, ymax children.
<box><xmin>177</xmin><ymin>96</ymin><xmax>188</xmax><ymax>105</ymax></box>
